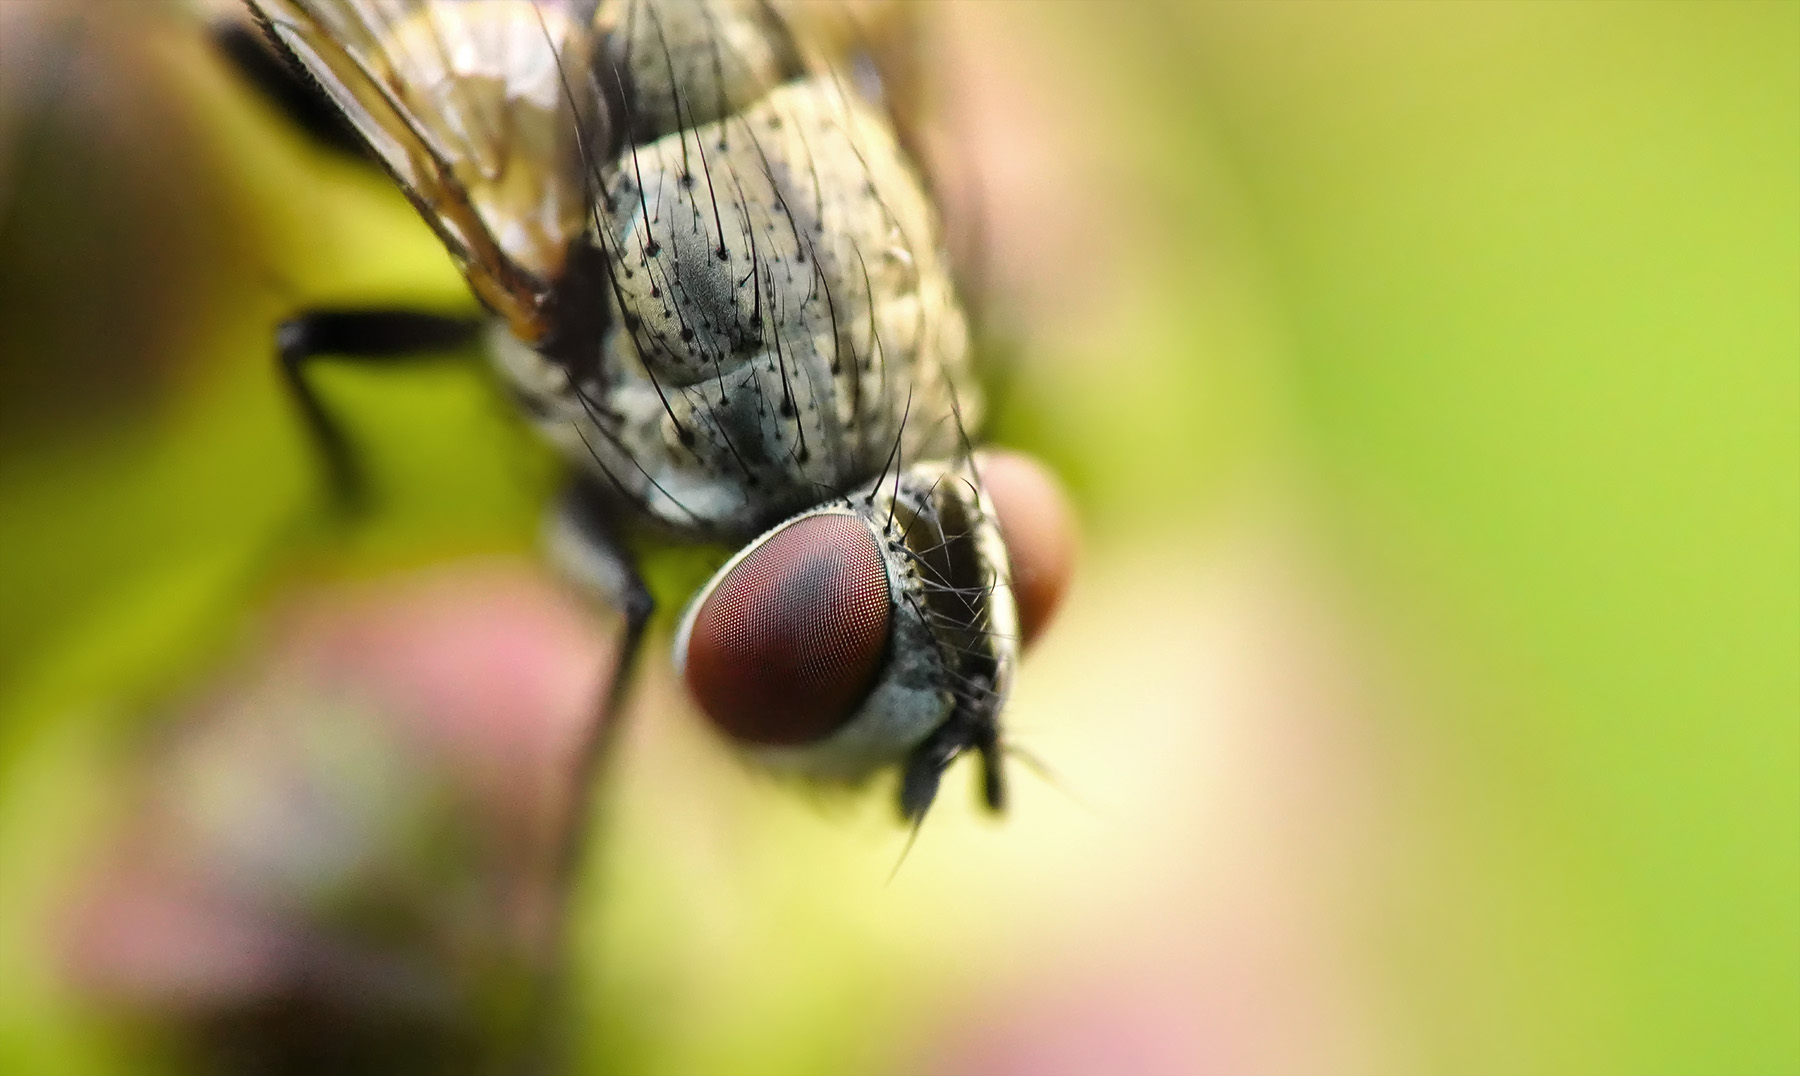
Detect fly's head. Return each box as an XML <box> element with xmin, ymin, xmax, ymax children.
<box><xmin>672</xmin><ymin>451</ymin><xmax>1073</xmax><ymax>822</ymax></box>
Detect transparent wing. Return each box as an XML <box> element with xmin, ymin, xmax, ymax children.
<box><xmin>249</xmin><ymin>0</ymin><xmax>607</xmax><ymax>343</ymax></box>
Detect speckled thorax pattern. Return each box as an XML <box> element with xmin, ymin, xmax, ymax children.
<box><xmin>491</xmin><ymin>3</ymin><xmax>976</xmax><ymax>544</ymax></box>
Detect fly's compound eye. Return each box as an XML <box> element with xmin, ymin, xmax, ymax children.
<box><xmin>978</xmin><ymin>450</ymin><xmax>1078</xmax><ymax>648</ymax></box>
<box><xmin>678</xmin><ymin>515</ymin><xmax>892</xmax><ymax>746</ymax></box>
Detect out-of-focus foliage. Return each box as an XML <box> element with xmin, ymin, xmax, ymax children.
<box><xmin>0</xmin><ymin>5</ymin><xmax>553</xmax><ymax>1070</ymax></box>
<box><xmin>0</xmin><ymin>3</ymin><xmax>1794</xmax><ymax>1076</ymax></box>
<box><xmin>1171</xmin><ymin>6</ymin><xmax>1800</xmax><ymax>1072</ymax></box>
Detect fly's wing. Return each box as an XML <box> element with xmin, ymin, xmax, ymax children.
<box><xmin>249</xmin><ymin>0</ymin><xmax>607</xmax><ymax>344</ymax></box>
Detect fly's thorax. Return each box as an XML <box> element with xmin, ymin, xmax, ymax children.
<box><xmin>489</xmin><ymin>321</ymin><xmax>749</xmax><ymax>537</ymax></box>
<box><xmin>671</xmin><ymin>459</ymin><xmax>1019</xmax><ymax>791</ymax></box>
<box><xmin>494</xmin><ymin>69</ymin><xmax>976</xmax><ymax>540</ymax></box>
<box><xmin>596</xmin><ymin>0</ymin><xmax>802</xmax><ymax>140</ymax></box>
<box><xmin>597</xmin><ymin>76</ymin><xmax>972</xmax><ymax>518</ymax></box>
<box><xmin>256</xmin><ymin>0</ymin><xmax>979</xmax><ymax>541</ymax></box>
<box><xmin>602</xmin><ymin>81</ymin><xmax>947</xmax><ymax>393</ymax></box>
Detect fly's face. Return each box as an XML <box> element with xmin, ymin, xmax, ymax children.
<box><xmin>673</xmin><ymin>459</ymin><xmax>1017</xmax><ymax>820</ymax></box>
<box><xmin>673</xmin><ymin>452</ymin><xmax>1071</xmax><ymax>820</ymax></box>
<box><xmin>245</xmin><ymin>0</ymin><xmax>1073</xmax><ymax>819</ymax></box>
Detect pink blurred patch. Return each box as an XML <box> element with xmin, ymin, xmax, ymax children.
<box><xmin>64</xmin><ymin>851</ymin><xmax>295</xmax><ymax>1009</ymax></box>
<box><xmin>63</xmin><ymin>558</ymin><xmax>615</xmax><ymax>1012</ymax></box>
<box><xmin>280</xmin><ymin>560</ymin><xmax>614</xmax><ymax>836</ymax></box>
<box><xmin>925</xmin><ymin>980</ymin><xmax>1206</xmax><ymax>1076</ymax></box>
<box><xmin>920</xmin><ymin>934</ymin><xmax>1361</xmax><ymax>1076</ymax></box>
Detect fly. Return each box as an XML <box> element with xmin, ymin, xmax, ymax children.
<box><xmin>237</xmin><ymin>0</ymin><xmax>1072</xmax><ymax>835</ymax></box>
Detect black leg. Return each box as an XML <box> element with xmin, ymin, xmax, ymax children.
<box><xmin>528</xmin><ymin>480</ymin><xmax>655</xmax><ymax>1073</ymax></box>
<box><xmin>899</xmin><ymin>689</ymin><xmax>1008</xmax><ymax>822</ymax></box>
<box><xmin>276</xmin><ymin>309</ymin><xmax>482</xmax><ymax>513</ymax></box>
<box><xmin>977</xmin><ymin>725</ymin><xmax>1008</xmax><ymax>813</ymax></box>
<box><xmin>212</xmin><ymin>17</ymin><xmax>371</xmax><ymax>159</ymax></box>
<box><xmin>899</xmin><ymin>729</ymin><xmax>958</xmax><ymax>824</ymax></box>
<box><xmin>546</xmin><ymin>480</ymin><xmax>655</xmax><ymax>897</ymax></box>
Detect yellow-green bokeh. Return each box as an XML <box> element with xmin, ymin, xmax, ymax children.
<box><xmin>0</xmin><ymin>3</ymin><xmax>1794</xmax><ymax>1074</ymax></box>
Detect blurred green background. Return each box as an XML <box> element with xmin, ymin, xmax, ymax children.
<box><xmin>0</xmin><ymin>2</ymin><xmax>1795</xmax><ymax>1074</ymax></box>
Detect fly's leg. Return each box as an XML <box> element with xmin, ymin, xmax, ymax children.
<box><xmin>899</xmin><ymin>727</ymin><xmax>958</xmax><ymax>822</ymax></box>
<box><xmin>531</xmin><ymin>479</ymin><xmax>655</xmax><ymax>1068</ymax></box>
<box><xmin>276</xmin><ymin>310</ymin><xmax>482</xmax><ymax>513</ymax></box>
<box><xmin>212</xmin><ymin>16</ymin><xmax>368</xmax><ymax>158</ymax></box>
<box><xmin>229</xmin><ymin>25</ymin><xmax>480</xmax><ymax>516</ymax></box>
<box><xmin>898</xmin><ymin>697</ymin><xmax>1006</xmax><ymax>822</ymax></box>
<box><xmin>229</xmin><ymin>14</ymin><xmax>480</xmax><ymax>515</ymax></box>
<box><xmin>976</xmin><ymin>722</ymin><xmax>1008</xmax><ymax>813</ymax></box>
<box><xmin>545</xmin><ymin>478</ymin><xmax>655</xmax><ymax>890</ymax></box>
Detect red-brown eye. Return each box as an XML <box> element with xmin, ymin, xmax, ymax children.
<box><xmin>978</xmin><ymin>450</ymin><xmax>1077</xmax><ymax>649</ymax></box>
<box><xmin>680</xmin><ymin>515</ymin><xmax>892</xmax><ymax>746</ymax></box>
